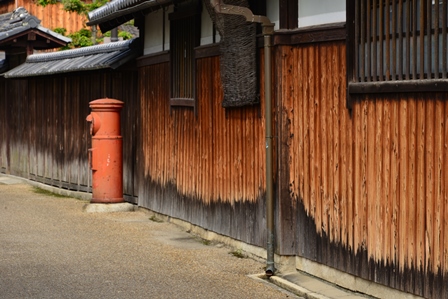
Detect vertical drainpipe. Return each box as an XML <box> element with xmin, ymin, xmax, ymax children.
<box><xmin>262</xmin><ymin>23</ymin><xmax>275</xmax><ymax>277</ymax></box>
<box><xmin>209</xmin><ymin>0</ymin><xmax>276</xmax><ymax>277</ymax></box>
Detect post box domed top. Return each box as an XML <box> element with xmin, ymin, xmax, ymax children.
<box><xmin>89</xmin><ymin>98</ymin><xmax>124</xmax><ymax>110</ymax></box>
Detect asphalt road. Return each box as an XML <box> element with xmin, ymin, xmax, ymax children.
<box><xmin>0</xmin><ymin>182</ymin><xmax>298</xmax><ymax>299</ymax></box>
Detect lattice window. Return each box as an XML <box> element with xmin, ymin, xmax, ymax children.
<box><xmin>347</xmin><ymin>0</ymin><xmax>448</xmax><ymax>94</ymax></box>
<box><xmin>169</xmin><ymin>1</ymin><xmax>201</xmax><ymax>107</ymax></box>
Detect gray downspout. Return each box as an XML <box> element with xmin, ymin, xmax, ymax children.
<box><xmin>111</xmin><ymin>27</ymin><xmax>119</xmax><ymax>42</ymax></box>
<box><xmin>262</xmin><ymin>25</ymin><xmax>275</xmax><ymax>277</ymax></box>
<box><xmin>209</xmin><ymin>0</ymin><xmax>276</xmax><ymax>277</ymax></box>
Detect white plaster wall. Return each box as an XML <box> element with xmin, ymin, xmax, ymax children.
<box><xmin>143</xmin><ymin>0</ymin><xmax>345</xmax><ymax>52</ymax></box>
<box><xmin>143</xmin><ymin>7</ymin><xmax>172</xmax><ymax>55</ymax></box>
<box><xmin>144</xmin><ymin>5</ymin><xmax>219</xmax><ymax>53</ymax></box>
<box><xmin>266</xmin><ymin>0</ymin><xmax>345</xmax><ymax>30</ymax></box>
<box><xmin>298</xmin><ymin>0</ymin><xmax>345</xmax><ymax>28</ymax></box>
<box><xmin>266</xmin><ymin>0</ymin><xmax>280</xmax><ymax>30</ymax></box>
<box><xmin>201</xmin><ymin>8</ymin><xmax>220</xmax><ymax>45</ymax></box>
<box><xmin>143</xmin><ymin>0</ymin><xmax>346</xmax><ymax>53</ymax></box>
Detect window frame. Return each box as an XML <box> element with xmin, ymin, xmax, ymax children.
<box><xmin>169</xmin><ymin>2</ymin><xmax>201</xmax><ymax>112</ymax></box>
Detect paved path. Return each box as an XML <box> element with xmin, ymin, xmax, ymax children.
<box><xmin>0</xmin><ymin>182</ymin><xmax>299</xmax><ymax>299</ymax></box>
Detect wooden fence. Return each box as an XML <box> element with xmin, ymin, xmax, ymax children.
<box><xmin>0</xmin><ymin>70</ymin><xmax>139</xmax><ymax>200</ymax></box>
<box><xmin>1</xmin><ymin>29</ymin><xmax>447</xmax><ymax>298</ymax></box>
<box><xmin>136</xmin><ymin>39</ymin><xmax>447</xmax><ymax>297</ymax></box>
<box><xmin>137</xmin><ymin>52</ymin><xmax>268</xmax><ymax>246</ymax></box>
<box><xmin>277</xmin><ymin>40</ymin><xmax>448</xmax><ymax>298</ymax></box>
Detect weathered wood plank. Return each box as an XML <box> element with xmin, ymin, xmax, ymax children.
<box><xmin>416</xmin><ymin>98</ymin><xmax>426</xmax><ymax>294</ymax></box>
<box><xmin>407</xmin><ymin>96</ymin><xmax>417</xmax><ymax>290</ymax></box>
<box><xmin>433</xmin><ymin>95</ymin><xmax>443</xmax><ymax>297</ymax></box>
<box><xmin>424</xmin><ymin>98</ymin><xmax>435</xmax><ymax>298</ymax></box>
<box><xmin>398</xmin><ymin>96</ymin><xmax>408</xmax><ymax>288</ymax></box>
<box><xmin>381</xmin><ymin>98</ymin><xmax>392</xmax><ymax>284</ymax></box>
<box><xmin>374</xmin><ymin>96</ymin><xmax>382</xmax><ymax>273</ymax></box>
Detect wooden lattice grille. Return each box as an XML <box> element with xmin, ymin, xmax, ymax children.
<box><xmin>353</xmin><ymin>0</ymin><xmax>448</xmax><ymax>82</ymax></box>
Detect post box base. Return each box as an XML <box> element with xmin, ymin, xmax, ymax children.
<box><xmin>84</xmin><ymin>203</ymin><xmax>135</xmax><ymax>213</ymax></box>
<box><xmin>91</xmin><ymin>197</ymin><xmax>124</xmax><ymax>204</ymax></box>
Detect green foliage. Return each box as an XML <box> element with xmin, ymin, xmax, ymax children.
<box><xmin>36</xmin><ymin>0</ymin><xmax>58</xmax><ymax>7</ymax></box>
<box><xmin>118</xmin><ymin>31</ymin><xmax>133</xmax><ymax>40</ymax></box>
<box><xmin>53</xmin><ymin>27</ymin><xmax>67</xmax><ymax>36</ymax></box>
<box><xmin>32</xmin><ymin>187</ymin><xmax>70</xmax><ymax>198</ymax></box>
<box><xmin>102</xmin><ymin>30</ymin><xmax>133</xmax><ymax>40</ymax></box>
<box><xmin>85</xmin><ymin>0</ymin><xmax>108</xmax><ymax>13</ymax></box>
<box><xmin>40</xmin><ymin>0</ymin><xmax>135</xmax><ymax>48</ymax></box>
<box><xmin>61</xmin><ymin>0</ymin><xmax>86</xmax><ymax>14</ymax></box>
<box><xmin>149</xmin><ymin>215</ymin><xmax>163</xmax><ymax>223</ymax></box>
<box><xmin>201</xmin><ymin>239</ymin><xmax>211</xmax><ymax>246</ymax></box>
<box><xmin>55</xmin><ymin>27</ymin><xmax>93</xmax><ymax>49</ymax></box>
<box><xmin>230</xmin><ymin>249</ymin><xmax>246</xmax><ymax>259</ymax></box>
<box><xmin>68</xmin><ymin>28</ymin><xmax>93</xmax><ymax>48</ymax></box>
<box><xmin>36</xmin><ymin>0</ymin><xmax>108</xmax><ymax>16</ymax></box>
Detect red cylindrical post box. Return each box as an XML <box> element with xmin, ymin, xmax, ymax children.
<box><xmin>86</xmin><ymin>98</ymin><xmax>124</xmax><ymax>203</ymax></box>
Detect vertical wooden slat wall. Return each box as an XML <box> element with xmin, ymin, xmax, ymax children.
<box><xmin>138</xmin><ymin>54</ymin><xmax>268</xmax><ymax>245</ymax></box>
<box><xmin>140</xmin><ymin>58</ymin><xmax>264</xmax><ymax>203</ymax></box>
<box><xmin>0</xmin><ymin>79</ymin><xmax>7</xmax><ymax>173</ymax></box>
<box><xmin>278</xmin><ymin>40</ymin><xmax>448</xmax><ymax>297</ymax></box>
<box><xmin>1</xmin><ymin>29</ymin><xmax>447</xmax><ymax>299</ymax></box>
<box><xmin>0</xmin><ymin>70</ymin><xmax>138</xmax><ymax>197</ymax></box>
<box><xmin>4</xmin><ymin>79</ymin><xmax>29</xmax><ymax>177</ymax></box>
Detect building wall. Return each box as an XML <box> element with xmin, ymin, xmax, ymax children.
<box><xmin>266</xmin><ymin>0</ymin><xmax>346</xmax><ymax>30</ymax></box>
<box><xmin>0</xmin><ymin>70</ymin><xmax>139</xmax><ymax>200</ymax></box>
<box><xmin>143</xmin><ymin>4</ymin><xmax>219</xmax><ymax>55</ymax></box>
<box><xmin>138</xmin><ymin>18</ymin><xmax>448</xmax><ymax>296</ymax></box>
<box><xmin>1</xmin><ymin>1</ymin><xmax>447</xmax><ymax>297</ymax></box>
<box><xmin>0</xmin><ymin>79</ymin><xmax>6</xmax><ymax>173</ymax></box>
<box><xmin>298</xmin><ymin>0</ymin><xmax>345</xmax><ymax>27</ymax></box>
<box><xmin>137</xmin><ymin>52</ymin><xmax>268</xmax><ymax>246</ymax></box>
<box><xmin>276</xmin><ymin>39</ymin><xmax>448</xmax><ymax>298</ymax></box>
<box><xmin>144</xmin><ymin>8</ymin><xmax>171</xmax><ymax>54</ymax></box>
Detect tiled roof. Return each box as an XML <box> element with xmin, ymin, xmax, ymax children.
<box><xmin>4</xmin><ymin>38</ymin><xmax>141</xmax><ymax>78</ymax></box>
<box><xmin>87</xmin><ymin>0</ymin><xmax>172</xmax><ymax>32</ymax></box>
<box><xmin>0</xmin><ymin>7</ymin><xmax>71</xmax><ymax>45</ymax></box>
<box><xmin>119</xmin><ymin>24</ymin><xmax>139</xmax><ymax>38</ymax></box>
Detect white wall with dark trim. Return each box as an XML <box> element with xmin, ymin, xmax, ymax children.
<box><xmin>144</xmin><ymin>7</ymin><xmax>172</xmax><ymax>55</ymax></box>
<box><xmin>143</xmin><ymin>0</ymin><xmax>347</xmax><ymax>55</ymax></box>
<box><xmin>298</xmin><ymin>0</ymin><xmax>345</xmax><ymax>27</ymax></box>
<box><xmin>143</xmin><ymin>4</ymin><xmax>219</xmax><ymax>55</ymax></box>
<box><xmin>266</xmin><ymin>0</ymin><xmax>346</xmax><ymax>29</ymax></box>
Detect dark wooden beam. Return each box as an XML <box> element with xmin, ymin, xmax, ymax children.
<box><xmin>346</xmin><ymin>0</ymin><xmax>356</xmax><ymax>110</ymax></box>
<box><xmin>194</xmin><ymin>44</ymin><xmax>219</xmax><ymax>59</ymax></box>
<box><xmin>169</xmin><ymin>98</ymin><xmax>195</xmax><ymax>107</ymax></box>
<box><xmin>0</xmin><ymin>30</ymin><xmax>67</xmax><ymax>49</ymax></box>
<box><xmin>349</xmin><ymin>80</ymin><xmax>448</xmax><ymax>94</ymax></box>
<box><xmin>27</xmin><ymin>32</ymin><xmax>36</xmax><ymax>41</ymax></box>
<box><xmin>279</xmin><ymin>0</ymin><xmax>298</xmax><ymax>29</ymax></box>
<box><xmin>273</xmin><ymin>23</ymin><xmax>346</xmax><ymax>45</ymax></box>
<box><xmin>26</xmin><ymin>43</ymin><xmax>33</xmax><ymax>57</ymax></box>
<box><xmin>137</xmin><ymin>51</ymin><xmax>170</xmax><ymax>67</ymax></box>
<box><xmin>248</xmin><ymin>0</ymin><xmax>266</xmax><ymax>16</ymax></box>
